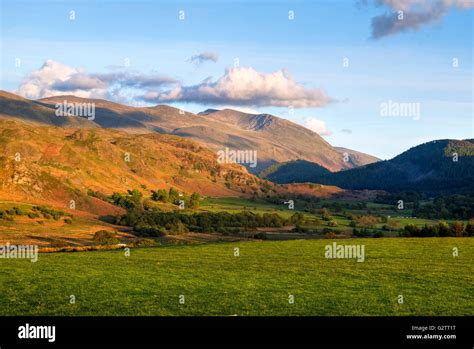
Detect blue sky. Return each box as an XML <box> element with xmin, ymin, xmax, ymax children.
<box><xmin>0</xmin><ymin>0</ymin><xmax>472</xmax><ymax>159</ymax></box>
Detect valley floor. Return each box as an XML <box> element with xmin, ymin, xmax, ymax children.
<box><xmin>1</xmin><ymin>238</ymin><xmax>472</xmax><ymax>316</ymax></box>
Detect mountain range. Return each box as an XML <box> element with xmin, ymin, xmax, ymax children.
<box><xmin>260</xmin><ymin>139</ymin><xmax>474</xmax><ymax>194</ymax></box>
<box><xmin>1</xmin><ymin>90</ymin><xmax>472</xmax><ymax>196</ymax></box>
<box><xmin>0</xmin><ymin>90</ymin><xmax>379</xmax><ymax>174</ymax></box>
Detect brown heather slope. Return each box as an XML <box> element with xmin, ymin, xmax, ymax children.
<box><xmin>0</xmin><ymin>90</ymin><xmax>97</xmax><ymax>128</ymax></box>
<box><xmin>0</xmin><ymin>91</ymin><xmax>378</xmax><ymax>174</ymax></box>
<box><xmin>0</xmin><ymin>119</ymin><xmax>343</xmax><ymax>217</ymax></box>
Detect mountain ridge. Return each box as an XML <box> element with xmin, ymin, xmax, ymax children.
<box><xmin>0</xmin><ymin>90</ymin><xmax>379</xmax><ymax>174</ymax></box>
<box><xmin>261</xmin><ymin>139</ymin><xmax>474</xmax><ymax>194</ymax></box>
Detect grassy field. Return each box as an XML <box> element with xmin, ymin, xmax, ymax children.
<box><xmin>201</xmin><ymin>197</ymin><xmax>289</xmax><ymax>215</ymax></box>
<box><xmin>200</xmin><ymin>196</ymin><xmax>446</xmax><ymax>234</ymax></box>
<box><xmin>1</xmin><ymin>238</ymin><xmax>472</xmax><ymax>316</ymax></box>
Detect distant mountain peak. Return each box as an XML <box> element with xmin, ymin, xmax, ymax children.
<box><xmin>198</xmin><ymin>108</ymin><xmax>220</xmax><ymax>115</ymax></box>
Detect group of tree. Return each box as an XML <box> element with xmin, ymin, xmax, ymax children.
<box><xmin>109</xmin><ymin>189</ymin><xmax>143</xmax><ymax>210</ymax></box>
<box><xmin>349</xmin><ymin>215</ymin><xmax>380</xmax><ymax>228</ymax></box>
<box><xmin>116</xmin><ymin>209</ymin><xmax>293</xmax><ymax>236</ymax></box>
<box><xmin>375</xmin><ymin>192</ymin><xmax>474</xmax><ymax>220</ymax></box>
<box><xmin>402</xmin><ymin>221</ymin><xmax>474</xmax><ymax>237</ymax></box>
<box><xmin>150</xmin><ymin>187</ymin><xmax>201</xmax><ymax>209</ymax></box>
<box><xmin>413</xmin><ymin>194</ymin><xmax>474</xmax><ymax>220</ymax></box>
<box><xmin>93</xmin><ymin>187</ymin><xmax>202</xmax><ymax>211</ymax></box>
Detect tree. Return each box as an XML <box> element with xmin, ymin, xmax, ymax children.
<box><xmin>437</xmin><ymin>221</ymin><xmax>450</xmax><ymax>237</ymax></box>
<box><xmin>465</xmin><ymin>220</ymin><xmax>474</xmax><ymax>237</ymax></box>
<box><xmin>386</xmin><ymin>220</ymin><xmax>399</xmax><ymax>231</ymax></box>
<box><xmin>189</xmin><ymin>192</ymin><xmax>201</xmax><ymax>209</ymax></box>
<box><xmin>322</xmin><ymin>208</ymin><xmax>330</xmax><ymax>221</ymax></box>
<box><xmin>168</xmin><ymin>187</ymin><xmax>180</xmax><ymax>204</ymax></box>
<box><xmin>449</xmin><ymin>221</ymin><xmax>465</xmax><ymax>237</ymax></box>
<box><xmin>127</xmin><ymin>189</ymin><xmax>143</xmax><ymax>203</ymax></box>
<box><xmin>404</xmin><ymin>224</ymin><xmax>420</xmax><ymax>237</ymax></box>
<box><xmin>355</xmin><ymin>215</ymin><xmax>378</xmax><ymax>228</ymax></box>
<box><xmin>151</xmin><ymin>189</ymin><xmax>168</xmax><ymax>202</ymax></box>
<box><xmin>290</xmin><ymin>212</ymin><xmax>305</xmax><ymax>225</ymax></box>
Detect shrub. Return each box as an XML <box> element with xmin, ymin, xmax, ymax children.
<box><xmin>403</xmin><ymin>224</ymin><xmax>420</xmax><ymax>237</ymax></box>
<box><xmin>2</xmin><ymin>215</ymin><xmax>14</xmax><ymax>221</ymax></box>
<box><xmin>449</xmin><ymin>221</ymin><xmax>465</xmax><ymax>237</ymax></box>
<box><xmin>93</xmin><ymin>230</ymin><xmax>120</xmax><ymax>245</ymax></box>
<box><xmin>342</xmin><ymin>230</ymin><xmax>353</xmax><ymax>238</ymax></box>
<box><xmin>130</xmin><ymin>238</ymin><xmax>157</xmax><ymax>247</ymax></box>
<box><xmin>109</xmin><ymin>191</ymin><xmax>142</xmax><ymax>210</ymax></box>
<box><xmin>322</xmin><ymin>208</ymin><xmax>331</xmax><ymax>221</ymax></box>
<box><xmin>134</xmin><ymin>225</ymin><xmax>167</xmax><ymax>237</ymax></box>
<box><xmin>13</xmin><ymin>207</ymin><xmax>25</xmax><ymax>216</ymax></box>
<box><xmin>151</xmin><ymin>189</ymin><xmax>168</xmax><ymax>203</ymax></box>
<box><xmin>324</xmin><ymin>232</ymin><xmax>337</xmax><ymax>239</ymax></box>
<box><xmin>168</xmin><ymin>187</ymin><xmax>180</xmax><ymax>203</ymax></box>
<box><xmin>353</xmin><ymin>228</ymin><xmax>372</xmax><ymax>237</ymax></box>
<box><xmin>437</xmin><ymin>221</ymin><xmax>450</xmax><ymax>237</ymax></box>
<box><xmin>167</xmin><ymin>221</ymin><xmax>189</xmax><ymax>234</ymax></box>
<box><xmin>290</xmin><ymin>212</ymin><xmax>305</xmax><ymax>225</ymax></box>
<box><xmin>354</xmin><ymin>215</ymin><xmax>379</xmax><ymax>228</ymax></box>
<box><xmin>466</xmin><ymin>220</ymin><xmax>474</xmax><ymax>237</ymax></box>
<box><xmin>293</xmin><ymin>224</ymin><xmax>308</xmax><ymax>233</ymax></box>
<box><xmin>254</xmin><ymin>232</ymin><xmax>267</xmax><ymax>240</ymax></box>
<box><xmin>387</xmin><ymin>220</ymin><xmax>399</xmax><ymax>231</ymax></box>
<box><xmin>189</xmin><ymin>192</ymin><xmax>201</xmax><ymax>209</ymax></box>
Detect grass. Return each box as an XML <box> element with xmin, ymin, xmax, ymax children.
<box><xmin>200</xmin><ymin>197</ymin><xmax>444</xmax><ymax>233</ymax></box>
<box><xmin>1</xmin><ymin>238</ymin><xmax>472</xmax><ymax>316</ymax></box>
<box><xmin>201</xmin><ymin>196</ymin><xmax>319</xmax><ymax>220</ymax></box>
<box><xmin>201</xmin><ymin>196</ymin><xmax>284</xmax><ymax>212</ymax></box>
<box><xmin>0</xmin><ymin>201</ymin><xmax>116</xmax><ymax>247</ymax></box>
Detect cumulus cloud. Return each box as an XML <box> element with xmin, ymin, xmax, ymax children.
<box><xmin>303</xmin><ymin>117</ymin><xmax>332</xmax><ymax>136</ymax></box>
<box><xmin>16</xmin><ymin>60</ymin><xmax>105</xmax><ymax>99</ymax></box>
<box><xmin>52</xmin><ymin>74</ymin><xmax>107</xmax><ymax>92</ymax></box>
<box><xmin>369</xmin><ymin>0</ymin><xmax>474</xmax><ymax>38</ymax></box>
<box><xmin>17</xmin><ymin>61</ymin><xmax>332</xmax><ymax>110</ymax></box>
<box><xmin>17</xmin><ymin>60</ymin><xmax>177</xmax><ymax>100</ymax></box>
<box><xmin>141</xmin><ymin>67</ymin><xmax>332</xmax><ymax>108</ymax></box>
<box><xmin>189</xmin><ymin>51</ymin><xmax>219</xmax><ymax>65</ymax></box>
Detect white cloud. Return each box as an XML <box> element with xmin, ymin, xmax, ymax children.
<box><xmin>16</xmin><ymin>60</ymin><xmax>106</xmax><ymax>99</ymax></box>
<box><xmin>17</xmin><ymin>61</ymin><xmax>333</xmax><ymax>111</ymax></box>
<box><xmin>303</xmin><ymin>117</ymin><xmax>332</xmax><ymax>136</ymax></box>
<box><xmin>16</xmin><ymin>60</ymin><xmax>176</xmax><ymax>100</ymax></box>
<box><xmin>141</xmin><ymin>67</ymin><xmax>332</xmax><ymax>108</ymax></box>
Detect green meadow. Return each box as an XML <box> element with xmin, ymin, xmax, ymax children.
<box><xmin>1</xmin><ymin>238</ymin><xmax>472</xmax><ymax>316</ymax></box>
<box><xmin>199</xmin><ymin>196</ymin><xmax>453</xmax><ymax>234</ymax></box>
